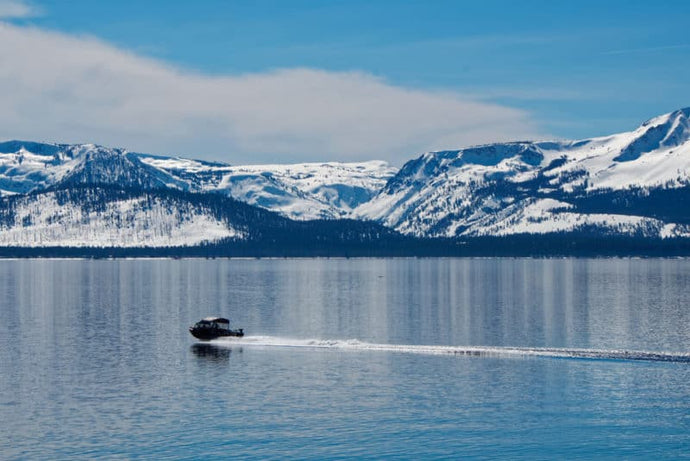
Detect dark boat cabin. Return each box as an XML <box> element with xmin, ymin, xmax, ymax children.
<box><xmin>189</xmin><ymin>317</ymin><xmax>244</xmax><ymax>340</ymax></box>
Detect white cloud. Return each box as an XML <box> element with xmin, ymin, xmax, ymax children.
<box><xmin>0</xmin><ymin>0</ymin><xmax>37</xmax><ymax>19</ymax></box>
<box><xmin>0</xmin><ymin>22</ymin><xmax>544</xmax><ymax>165</ymax></box>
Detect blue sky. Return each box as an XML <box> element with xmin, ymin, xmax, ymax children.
<box><xmin>1</xmin><ymin>0</ymin><xmax>689</xmax><ymax>164</ymax></box>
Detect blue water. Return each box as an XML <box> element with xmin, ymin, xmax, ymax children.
<box><xmin>1</xmin><ymin>258</ymin><xmax>689</xmax><ymax>459</ymax></box>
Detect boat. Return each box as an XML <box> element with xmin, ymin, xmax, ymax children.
<box><xmin>189</xmin><ymin>317</ymin><xmax>244</xmax><ymax>340</ymax></box>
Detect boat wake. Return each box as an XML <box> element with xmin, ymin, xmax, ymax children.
<box><xmin>210</xmin><ymin>336</ymin><xmax>690</xmax><ymax>363</ymax></box>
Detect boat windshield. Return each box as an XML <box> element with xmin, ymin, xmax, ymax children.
<box><xmin>195</xmin><ymin>320</ymin><xmax>230</xmax><ymax>330</ymax></box>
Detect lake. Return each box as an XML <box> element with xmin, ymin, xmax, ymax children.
<box><xmin>1</xmin><ymin>258</ymin><xmax>689</xmax><ymax>459</ymax></box>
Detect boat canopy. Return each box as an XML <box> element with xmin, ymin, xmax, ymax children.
<box><xmin>202</xmin><ymin>317</ymin><xmax>230</xmax><ymax>324</ymax></box>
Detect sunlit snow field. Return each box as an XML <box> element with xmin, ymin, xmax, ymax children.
<box><xmin>1</xmin><ymin>258</ymin><xmax>689</xmax><ymax>459</ymax></box>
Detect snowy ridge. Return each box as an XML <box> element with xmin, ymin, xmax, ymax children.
<box><xmin>356</xmin><ymin>108</ymin><xmax>690</xmax><ymax>238</ymax></box>
<box><xmin>210</xmin><ymin>336</ymin><xmax>690</xmax><ymax>363</ymax></box>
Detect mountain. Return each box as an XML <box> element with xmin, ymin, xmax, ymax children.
<box><xmin>355</xmin><ymin>108</ymin><xmax>690</xmax><ymax>239</ymax></box>
<box><xmin>0</xmin><ymin>141</ymin><xmax>395</xmax><ymax>220</ymax></box>
<box><xmin>2</xmin><ymin>107</ymin><xmax>690</xmax><ymax>254</ymax></box>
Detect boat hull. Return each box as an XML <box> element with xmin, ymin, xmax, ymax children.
<box><xmin>189</xmin><ymin>327</ymin><xmax>244</xmax><ymax>341</ymax></box>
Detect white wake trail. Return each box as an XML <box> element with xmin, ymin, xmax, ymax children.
<box><xmin>209</xmin><ymin>336</ymin><xmax>690</xmax><ymax>363</ymax></box>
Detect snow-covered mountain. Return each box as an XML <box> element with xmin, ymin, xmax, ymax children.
<box><xmin>136</xmin><ymin>157</ymin><xmax>396</xmax><ymax>219</ymax></box>
<box><xmin>356</xmin><ymin>108</ymin><xmax>690</xmax><ymax>239</ymax></box>
<box><xmin>0</xmin><ymin>140</ymin><xmax>397</xmax><ymax>249</ymax></box>
<box><xmin>0</xmin><ymin>141</ymin><xmax>395</xmax><ymax>220</ymax></box>
<box><xmin>2</xmin><ymin>107</ymin><xmax>690</xmax><ymax>250</ymax></box>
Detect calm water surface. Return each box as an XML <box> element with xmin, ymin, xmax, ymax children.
<box><xmin>1</xmin><ymin>258</ymin><xmax>689</xmax><ymax>459</ymax></box>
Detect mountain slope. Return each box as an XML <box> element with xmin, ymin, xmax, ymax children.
<box><xmin>0</xmin><ymin>187</ymin><xmax>246</xmax><ymax>247</ymax></box>
<box><xmin>356</xmin><ymin>108</ymin><xmax>690</xmax><ymax>238</ymax></box>
<box><xmin>0</xmin><ymin>189</ymin><xmax>238</xmax><ymax>247</ymax></box>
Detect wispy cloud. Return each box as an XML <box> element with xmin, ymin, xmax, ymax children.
<box><xmin>0</xmin><ymin>0</ymin><xmax>38</xmax><ymax>19</ymax></box>
<box><xmin>460</xmin><ymin>86</ymin><xmax>589</xmax><ymax>102</ymax></box>
<box><xmin>601</xmin><ymin>44</ymin><xmax>690</xmax><ymax>56</ymax></box>
<box><xmin>0</xmin><ymin>22</ymin><xmax>543</xmax><ymax>164</ymax></box>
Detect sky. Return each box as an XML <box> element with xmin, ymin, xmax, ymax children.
<box><xmin>1</xmin><ymin>0</ymin><xmax>689</xmax><ymax>165</ymax></box>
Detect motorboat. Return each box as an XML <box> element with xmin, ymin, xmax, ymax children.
<box><xmin>189</xmin><ymin>317</ymin><xmax>244</xmax><ymax>340</ymax></box>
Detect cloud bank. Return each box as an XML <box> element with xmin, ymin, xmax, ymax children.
<box><xmin>0</xmin><ymin>21</ymin><xmax>542</xmax><ymax>164</ymax></box>
<box><xmin>0</xmin><ymin>0</ymin><xmax>37</xmax><ymax>19</ymax></box>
